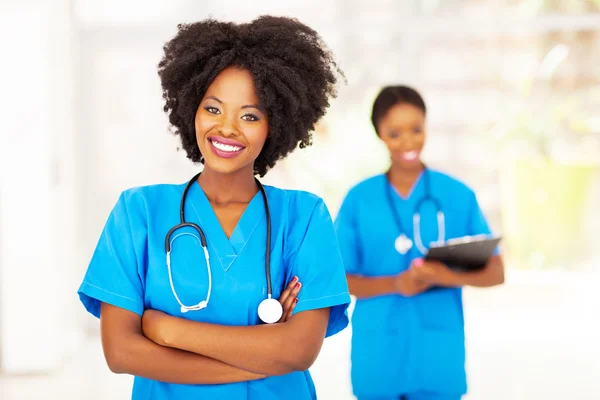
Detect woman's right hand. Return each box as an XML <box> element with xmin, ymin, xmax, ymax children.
<box><xmin>394</xmin><ymin>269</ymin><xmax>430</xmax><ymax>297</ymax></box>
<box><xmin>277</xmin><ymin>276</ymin><xmax>302</xmax><ymax>323</ymax></box>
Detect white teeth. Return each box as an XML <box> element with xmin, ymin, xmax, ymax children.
<box><xmin>403</xmin><ymin>151</ymin><xmax>418</xmax><ymax>160</ymax></box>
<box><xmin>212</xmin><ymin>140</ymin><xmax>242</xmax><ymax>152</ymax></box>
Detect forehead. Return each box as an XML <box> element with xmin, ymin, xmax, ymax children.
<box><xmin>379</xmin><ymin>103</ymin><xmax>425</xmax><ymax>127</ymax></box>
<box><xmin>204</xmin><ymin>67</ymin><xmax>259</xmax><ymax>103</ymax></box>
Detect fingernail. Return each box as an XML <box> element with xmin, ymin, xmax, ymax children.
<box><xmin>413</xmin><ymin>258</ymin><xmax>424</xmax><ymax>267</ymax></box>
<box><xmin>295</xmin><ymin>298</ymin><xmax>299</xmax><ymax>303</ymax></box>
<box><xmin>294</xmin><ymin>282</ymin><xmax>301</xmax><ymax>289</ymax></box>
<box><xmin>292</xmin><ymin>276</ymin><xmax>298</xmax><ymax>283</ymax></box>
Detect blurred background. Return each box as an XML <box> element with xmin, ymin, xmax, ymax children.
<box><xmin>1</xmin><ymin>0</ymin><xmax>600</xmax><ymax>399</ymax></box>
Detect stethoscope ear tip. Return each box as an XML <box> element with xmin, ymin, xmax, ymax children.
<box><xmin>180</xmin><ymin>306</ymin><xmax>189</xmax><ymax>313</ymax></box>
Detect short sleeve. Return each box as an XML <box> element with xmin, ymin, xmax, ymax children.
<box><xmin>333</xmin><ymin>190</ymin><xmax>362</xmax><ymax>274</ymax></box>
<box><xmin>466</xmin><ymin>190</ymin><xmax>501</xmax><ymax>256</ymax></box>
<box><xmin>77</xmin><ymin>191</ymin><xmax>147</xmax><ymax>319</ymax></box>
<box><xmin>289</xmin><ymin>198</ymin><xmax>351</xmax><ymax>338</ymax></box>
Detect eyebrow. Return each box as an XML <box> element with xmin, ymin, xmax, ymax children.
<box><xmin>241</xmin><ymin>104</ymin><xmax>262</xmax><ymax>111</ymax></box>
<box><xmin>205</xmin><ymin>95</ymin><xmax>222</xmax><ymax>103</ymax></box>
<box><xmin>205</xmin><ymin>95</ymin><xmax>263</xmax><ymax>112</ymax></box>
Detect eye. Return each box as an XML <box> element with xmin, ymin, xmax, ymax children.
<box><xmin>388</xmin><ymin>130</ymin><xmax>400</xmax><ymax>138</ymax></box>
<box><xmin>241</xmin><ymin>113</ymin><xmax>260</xmax><ymax>122</ymax></box>
<box><xmin>412</xmin><ymin>127</ymin><xmax>423</xmax><ymax>134</ymax></box>
<box><xmin>204</xmin><ymin>106</ymin><xmax>220</xmax><ymax>115</ymax></box>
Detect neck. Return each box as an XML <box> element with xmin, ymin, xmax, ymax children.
<box><xmin>388</xmin><ymin>162</ymin><xmax>425</xmax><ymax>187</ymax></box>
<box><xmin>197</xmin><ymin>166</ymin><xmax>258</xmax><ymax>205</ymax></box>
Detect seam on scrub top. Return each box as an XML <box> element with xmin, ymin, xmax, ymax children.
<box><xmin>82</xmin><ymin>282</ymin><xmax>142</xmax><ymax>305</ymax></box>
<box><xmin>189</xmin><ymin>191</ymin><xmax>267</xmax><ymax>272</ymax></box>
<box><xmin>297</xmin><ymin>291</ymin><xmax>349</xmax><ymax>304</ymax></box>
<box><xmin>189</xmin><ymin>201</ymin><xmax>226</xmax><ymax>271</ymax></box>
<box><xmin>218</xmin><ymin>207</ymin><xmax>266</xmax><ymax>271</ymax></box>
<box><xmin>231</xmin><ymin>208</ymin><xmax>266</xmax><ymax>258</ymax></box>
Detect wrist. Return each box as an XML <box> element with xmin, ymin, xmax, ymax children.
<box><xmin>389</xmin><ymin>275</ymin><xmax>401</xmax><ymax>294</ymax></box>
<box><xmin>446</xmin><ymin>268</ymin><xmax>464</xmax><ymax>286</ymax></box>
<box><xmin>391</xmin><ymin>273</ymin><xmax>408</xmax><ymax>295</ymax></box>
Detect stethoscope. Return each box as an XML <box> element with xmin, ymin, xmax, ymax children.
<box><xmin>164</xmin><ymin>172</ymin><xmax>283</xmax><ymax>324</ymax></box>
<box><xmin>385</xmin><ymin>167</ymin><xmax>445</xmax><ymax>255</ymax></box>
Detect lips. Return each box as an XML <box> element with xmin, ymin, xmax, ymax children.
<box><xmin>207</xmin><ymin>136</ymin><xmax>246</xmax><ymax>159</ymax></box>
<box><xmin>400</xmin><ymin>150</ymin><xmax>419</xmax><ymax>162</ymax></box>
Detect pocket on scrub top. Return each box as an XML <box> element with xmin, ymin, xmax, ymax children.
<box><xmin>350</xmin><ymin>329</ymin><xmax>410</xmax><ymax>396</ymax></box>
<box><xmin>419</xmin><ymin>328</ymin><xmax>467</xmax><ymax>394</ymax></box>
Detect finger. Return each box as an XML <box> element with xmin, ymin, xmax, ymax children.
<box><xmin>278</xmin><ymin>276</ymin><xmax>298</xmax><ymax>305</ymax></box>
<box><xmin>286</xmin><ymin>297</ymin><xmax>298</xmax><ymax>321</ymax></box>
<box><xmin>290</xmin><ymin>280</ymin><xmax>302</xmax><ymax>298</ymax></box>
<box><xmin>411</xmin><ymin>258</ymin><xmax>424</xmax><ymax>268</ymax></box>
<box><xmin>281</xmin><ymin>281</ymin><xmax>301</xmax><ymax>316</ymax></box>
<box><xmin>409</xmin><ymin>267</ymin><xmax>426</xmax><ymax>280</ymax></box>
<box><xmin>276</xmin><ymin>277</ymin><xmax>298</xmax><ymax>323</ymax></box>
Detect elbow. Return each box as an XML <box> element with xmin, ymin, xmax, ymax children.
<box><xmin>283</xmin><ymin>343</ymin><xmax>322</xmax><ymax>373</ymax></box>
<box><xmin>496</xmin><ymin>271</ymin><xmax>505</xmax><ymax>286</ymax></box>
<box><xmin>484</xmin><ymin>258</ymin><xmax>505</xmax><ymax>287</ymax></box>
<box><xmin>104</xmin><ymin>347</ymin><xmax>128</xmax><ymax>374</ymax></box>
<box><xmin>291</xmin><ymin>355</ymin><xmax>318</xmax><ymax>372</ymax></box>
<box><xmin>102</xmin><ymin>337</ymin><xmax>137</xmax><ymax>375</ymax></box>
<box><xmin>264</xmin><ymin>343</ymin><xmax>321</xmax><ymax>375</ymax></box>
<box><xmin>492</xmin><ymin>263</ymin><xmax>505</xmax><ymax>286</ymax></box>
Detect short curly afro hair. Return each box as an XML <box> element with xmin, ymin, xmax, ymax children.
<box><xmin>158</xmin><ymin>15</ymin><xmax>344</xmax><ymax>177</ymax></box>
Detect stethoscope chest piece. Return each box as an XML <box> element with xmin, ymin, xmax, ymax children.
<box><xmin>258</xmin><ymin>297</ymin><xmax>283</xmax><ymax>324</ymax></box>
<box><xmin>395</xmin><ymin>233</ymin><xmax>413</xmax><ymax>255</ymax></box>
<box><xmin>387</xmin><ymin>167</ymin><xmax>445</xmax><ymax>256</ymax></box>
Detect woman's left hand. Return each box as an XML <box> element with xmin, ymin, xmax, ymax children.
<box><xmin>409</xmin><ymin>258</ymin><xmax>459</xmax><ymax>287</ymax></box>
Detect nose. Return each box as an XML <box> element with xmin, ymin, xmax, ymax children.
<box><xmin>217</xmin><ymin>114</ymin><xmax>238</xmax><ymax>137</ymax></box>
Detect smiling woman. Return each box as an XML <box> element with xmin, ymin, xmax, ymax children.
<box><xmin>77</xmin><ymin>16</ymin><xmax>350</xmax><ymax>400</ymax></box>
<box><xmin>335</xmin><ymin>85</ymin><xmax>504</xmax><ymax>400</ymax></box>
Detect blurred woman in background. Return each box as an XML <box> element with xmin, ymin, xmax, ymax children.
<box><xmin>335</xmin><ymin>85</ymin><xmax>505</xmax><ymax>400</ymax></box>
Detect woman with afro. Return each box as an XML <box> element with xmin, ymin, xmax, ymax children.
<box><xmin>77</xmin><ymin>16</ymin><xmax>351</xmax><ymax>400</ymax></box>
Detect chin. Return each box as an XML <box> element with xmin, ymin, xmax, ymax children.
<box><xmin>393</xmin><ymin>159</ymin><xmax>421</xmax><ymax>170</ymax></box>
<box><xmin>203</xmin><ymin>158</ymin><xmax>253</xmax><ymax>176</ymax></box>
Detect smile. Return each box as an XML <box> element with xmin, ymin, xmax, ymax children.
<box><xmin>401</xmin><ymin>150</ymin><xmax>419</xmax><ymax>161</ymax></box>
<box><xmin>208</xmin><ymin>136</ymin><xmax>246</xmax><ymax>159</ymax></box>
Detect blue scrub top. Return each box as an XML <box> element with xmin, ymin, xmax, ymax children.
<box><xmin>77</xmin><ymin>180</ymin><xmax>351</xmax><ymax>400</ymax></box>
<box><xmin>334</xmin><ymin>170</ymin><xmax>499</xmax><ymax>398</ymax></box>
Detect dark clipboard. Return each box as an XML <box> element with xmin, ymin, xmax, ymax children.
<box><xmin>424</xmin><ymin>235</ymin><xmax>501</xmax><ymax>272</ymax></box>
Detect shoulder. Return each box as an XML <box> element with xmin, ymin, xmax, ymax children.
<box><xmin>115</xmin><ymin>182</ymin><xmax>186</xmax><ymax>221</ymax></box>
<box><xmin>343</xmin><ymin>173</ymin><xmax>387</xmax><ymax>201</ymax></box>
<box><xmin>264</xmin><ymin>185</ymin><xmax>327</xmax><ymax>217</ymax></box>
<box><xmin>427</xmin><ymin>169</ymin><xmax>476</xmax><ymax>198</ymax></box>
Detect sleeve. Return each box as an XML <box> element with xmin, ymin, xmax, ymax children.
<box><xmin>77</xmin><ymin>191</ymin><xmax>147</xmax><ymax>319</ymax></box>
<box><xmin>289</xmin><ymin>198</ymin><xmax>351</xmax><ymax>338</ymax></box>
<box><xmin>333</xmin><ymin>190</ymin><xmax>362</xmax><ymax>274</ymax></box>
<box><xmin>466</xmin><ymin>190</ymin><xmax>501</xmax><ymax>256</ymax></box>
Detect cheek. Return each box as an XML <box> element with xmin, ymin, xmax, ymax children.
<box><xmin>195</xmin><ymin>117</ymin><xmax>215</xmax><ymax>138</ymax></box>
<box><xmin>246</xmin><ymin>125</ymin><xmax>269</xmax><ymax>153</ymax></box>
<box><xmin>381</xmin><ymin>137</ymin><xmax>401</xmax><ymax>151</ymax></box>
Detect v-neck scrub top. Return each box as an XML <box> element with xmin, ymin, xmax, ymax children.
<box><xmin>77</xmin><ymin>180</ymin><xmax>351</xmax><ymax>400</ymax></box>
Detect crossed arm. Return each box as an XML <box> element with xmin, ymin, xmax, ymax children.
<box><xmin>100</xmin><ymin>278</ymin><xmax>330</xmax><ymax>384</ymax></box>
